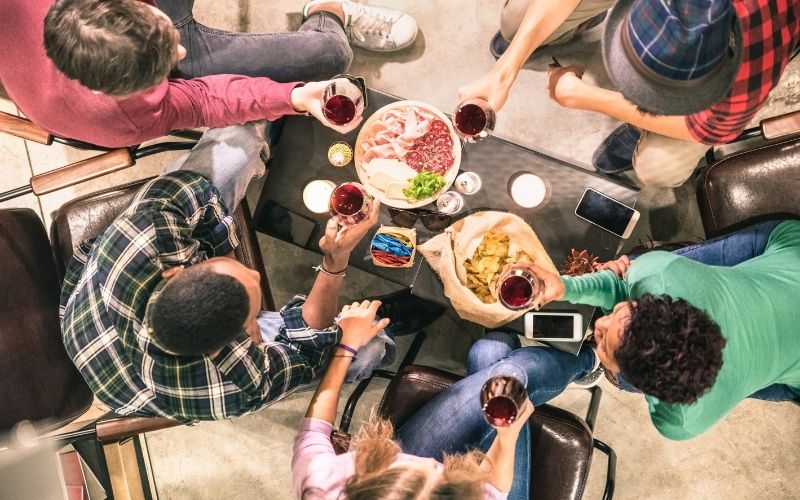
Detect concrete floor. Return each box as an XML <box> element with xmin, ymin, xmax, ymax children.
<box><xmin>1</xmin><ymin>0</ymin><xmax>798</xmax><ymax>498</ymax></box>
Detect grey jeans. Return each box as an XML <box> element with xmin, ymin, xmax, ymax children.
<box><xmin>159</xmin><ymin>0</ymin><xmax>353</xmax><ymax>82</ymax></box>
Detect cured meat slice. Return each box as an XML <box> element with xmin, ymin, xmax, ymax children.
<box><xmin>404</xmin><ymin>150</ymin><xmax>426</xmax><ymax>172</ymax></box>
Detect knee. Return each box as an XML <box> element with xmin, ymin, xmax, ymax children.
<box><xmin>309</xmin><ymin>31</ymin><xmax>353</xmax><ymax>78</ymax></box>
<box><xmin>467</xmin><ymin>332</ymin><xmax>520</xmax><ymax>372</ymax></box>
<box><xmin>632</xmin><ymin>161</ymin><xmax>686</xmax><ymax>188</ymax></box>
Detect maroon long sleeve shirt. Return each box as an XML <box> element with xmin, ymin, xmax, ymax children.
<box><xmin>0</xmin><ymin>0</ymin><xmax>301</xmax><ymax>147</ymax></box>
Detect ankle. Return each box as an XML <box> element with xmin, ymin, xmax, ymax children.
<box><xmin>307</xmin><ymin>2</ymin><xmax>345</xmax><ymax>24</ymax></box>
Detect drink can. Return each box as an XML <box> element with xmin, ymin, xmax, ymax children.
<box><xmin>455</xmin><ymin>171</ymin><xmax>482</xmax><ymax>195</ymax></box>
<box><xmin>436</xmin><ymin>191</ymin><xmax>464</xmax><ymax>214</ymax></box>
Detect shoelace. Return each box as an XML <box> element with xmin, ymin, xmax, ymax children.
<box><xmin>349</xmin><ymin>7</ymin><xmax>393</xmax><ymax>42</ymax></box>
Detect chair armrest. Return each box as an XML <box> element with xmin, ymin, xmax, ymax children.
<box><xmin>95</xmin><ymin>415</ymin><xmax>182</xmax><ymax>443</ymax></box>
<box><xmin>761</xmin><ymin>109</ymin><xmax>800</xmax><ymax>141</ymax></box>
<box><xmin>0</xmin><ymin>110</ymin><xmax>52</xmax><ymax>144</ymax></box>
<box><xmin>30</xmin><ymin>149</ymin><xmax>134</xmax><ymax>196</ymax></box>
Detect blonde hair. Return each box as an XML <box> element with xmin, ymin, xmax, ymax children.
<box><xmin>341</xmin><ymin>415</ymin><xmax>490</xmax><ymax>500</ymax></box>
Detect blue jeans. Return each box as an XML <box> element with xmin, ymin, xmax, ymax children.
<box><xmin>160</xmin><ymin>0</ymin><xmax>352</xmax><ymax>82</ymax></box>
<box><xmin>395</xmin><ymin>333</ymin><xmax>597</xmax><ymax>500</ymax></box>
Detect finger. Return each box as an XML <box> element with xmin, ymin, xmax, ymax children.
<box><xmin>324</xmin><ymin>218</ymin><xmax>339</xmax><ymax>238</ymax></box>
<box><xmin>621</xmin><ymin>255</ymin><xmax>631</xmax><ymax>266</ymax></box>
<box><xmin>351</xmin><ymin>301</ymin><xmax>360</xmax><ymax>309</ymax></box>
<box><xmin>368</xmin><ymin>300</ymin><xmax>382</xmax><ymax>315</ymax></box>
<box><xmin>360</xmin><ymin>299</ymin><xmax>370</xmax><ymax>309</ymax></box>
<box><xmin>368</xmin><ymin>198</ymin><xmax>380</xmax><ymax>223</ymax></box>
<box><xmin>341</xmin><ymin>303</ymin><xmax>351</xmax><ymax>313</ymax></box>
<box><xmin>372</xmin><ymin>317</ymin><xmax>390</xmax><ymax>333</ymax></box>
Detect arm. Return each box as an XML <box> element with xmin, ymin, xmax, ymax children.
<box><xmin>301</xmin><ymin>201</ymin><xmax>380</xmax><ymax>329</ymax></box>
<box><xmin>481</xmin><ymin>399</ymin><xmax>534</xmax><ymax>493</ymax></box>
<box><xmin>305</xmin><ymin>300</ymin><xmax>390</xmax><ymax>422</ymax></box>
<box><xmin>458</xmin><ymin>0</ymin><xmax>581</xmax><ymax>112</ymax></box>
<box><xmin>547</xmin><ymin>66</ymin><xmax>696</xmax><ymax>141</ymax></box>
<box><xmin>522</xmin><ymin>262</ymin><xmax>629</xmax><ymax>311</ymax></box>
<box><xmin>127</xmin><ymin>76</ymin><xmax>363</xmax><ymax>140</ymax></box>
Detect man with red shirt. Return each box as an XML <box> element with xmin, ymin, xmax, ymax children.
<box><xmin>0</xmin><ymin>0</ymin><xmax>418</xmax><ymax>147</ymax></box>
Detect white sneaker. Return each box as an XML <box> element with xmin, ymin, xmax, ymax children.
<box><xmin>303</xmin><ymin>1</ymin><xmax>418</xmax><ymax>52</ymax></box>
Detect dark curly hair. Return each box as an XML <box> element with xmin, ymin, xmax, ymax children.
<box><xmin>150</xmin><ymin>266</ymin><xmax>250</xmax><ymax>356</ymax></box>
<box><xmin>44</xmin><ymin>0</ymin><xmax>179</xmax><ymax>96</ymax></box>
<box><xmin>615</xmin><ymin>294</ymin><xmax>726</xmax><ymax>405</ymax></box>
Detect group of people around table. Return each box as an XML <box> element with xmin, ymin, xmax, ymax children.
<box><xmin>0</xmin><ymin>0</ymin><xmax>798</xmax><ymax>497</ymax></box>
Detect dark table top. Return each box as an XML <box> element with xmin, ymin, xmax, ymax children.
<box><xmin>255</xmin><ymin>89</ymin><xmax>639</xmax><ymax>353</ymax></box>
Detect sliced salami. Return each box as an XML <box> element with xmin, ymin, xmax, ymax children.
<box><xmin>429</xmin><ymin>119</ymin><xmax>448</xmax><ymax>135</ymax></box>
<box><xmin>404</xmin><ymin>150</ymin><xmax>426</xmax><ymax>171</ymax></box>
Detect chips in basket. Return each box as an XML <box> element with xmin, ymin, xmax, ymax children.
<box><xmin>463</xmin><ymin>231</ymin><xmax>532</xmax><ymax>304</ymax></box>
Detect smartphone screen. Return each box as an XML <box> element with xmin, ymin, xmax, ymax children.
<box><xmin>575</xmin><ymin>188</ymin><xmax>637</xmax><ymax>237</ymax></box>
<box><xmin>530</xmin><ymin>314</ymin><xmax>579</xmax><ymax>339</ymax></box>
<box><xmin>258</xmin><ymin>200</ymin><xmax>318</xmax><ymax>247</ymax></box>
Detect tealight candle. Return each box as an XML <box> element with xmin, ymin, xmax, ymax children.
<box><xmin>303</xmin><ymin>180</ymin><xmax>336</xmax><ymax>213</ymax></box>
<box><xmin>509</xmin><ymin>173</ymin><xmax>547</xmax><ymax>208</ymax></box>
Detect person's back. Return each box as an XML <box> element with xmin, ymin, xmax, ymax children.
<box><xmin>624</xmin><ymin>221</ymin><xmax>800</xmax><ymax>438</ymax></box>
<box><xmin>0</xmin><ymin>0</ymin><xmax>152</xmax><ymax>146</ymax></box>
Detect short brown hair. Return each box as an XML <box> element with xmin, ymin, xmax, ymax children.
<box><xmin>336</xmin><ymin>416</ymin><xmax>490</xmax><ymax>500</ymax></box>
<box><xmin>44</xmin><ymin>0</ymin><xmax>180</xmax><ymax>96</ymax></box>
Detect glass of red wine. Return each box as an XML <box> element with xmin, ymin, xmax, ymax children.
<box><xmin>480</xmin><ymin>361</ymin><xmax>529</xmax><ymax>427</ymax></box>
<box><xmin>322</xmin><ymin>75</ymin><xmax>367</xmax><ymax>126</ymax></box>
<box><xmin>453</xmin><ymin>97</ymin><xmax>496</xmax><ymax>142</ymax></box>
<box><xmin>329</xmin><ymin>182</ymin><xmax>373</xmax><ymax>226</ymax></box>
<box><xmin>497</xmin><ymin>265</ymin><xmax>540</xmax><ymax>310</ymax></box>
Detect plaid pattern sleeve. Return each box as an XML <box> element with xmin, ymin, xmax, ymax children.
<box><xmin>209</xmin><ymin>296</ymin><xmax>339</xmax><ymax>416</ymax></box>
<box><xmin>686</xmin><ymin>0</ymin><xmax>800</xmax><ymax>145</ymax></box>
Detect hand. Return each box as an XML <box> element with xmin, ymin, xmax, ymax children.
<box><xmin>496</xmin><ymin>397</ymin><xmax>534</xmax><ymax>440</ymax></box>
<box><xmin>515</xmin><ymin>262</ymin><xmax>565</xmax><ymax>310</ymax></box>
<box><xmin>546</xmin><ymin>63</ymin><xmax>586</xmax><ymax>108</ymax></box>
<box><xmin>337</xmin><ymin>300</ymin><xmax>390</xmax><ymax>350</ymax></box>
<box><xmin>595</xmin><ymin>255</ymin><xmax>631</xmax><ymax>279</ymax></box>
<box><xmin>290</xmin><ymin>79</ymin><xmax>364</xmax><ymax>134</ymax></box>
<box><xmin>319</xmin><ymin>199</ymin><xmax>380</xmax><ymax>272</ymax></box>
<box><xmin>457</xmin><ymin>67</ymin><xmax>516</xmax><ymax>113</ymax></box>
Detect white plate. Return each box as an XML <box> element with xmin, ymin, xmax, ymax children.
<box><xmin>354</xmin><ymin>100</ymin><xmax>462</xmax><ymax>209</ymax></box>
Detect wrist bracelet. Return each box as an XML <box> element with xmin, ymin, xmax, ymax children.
<box><xmin>314</xmin><ymin>263</ymin><xmax>347</xmax><ymax>277</ymax></box>
<box><xmin>336</xmin><ymin>343</ymin><xmax>359</xmax><ymax>359</ymax></box>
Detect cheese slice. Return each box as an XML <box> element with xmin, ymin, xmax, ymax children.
<box><xmin>369</xmin><ymin>171</ymin><xmax>397</xmax><ymax>191</ymax></box>
<box><xmin>385</xmin><ymin>181</ymin><xmax>409</xmax><ymax>200</ymax></box>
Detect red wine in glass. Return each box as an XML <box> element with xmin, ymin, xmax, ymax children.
<box><xmin>322</xmin><ymin>76</ymin><xmax>365</xmax><ymax>126</ymax></box>
<box><xmin>329</xmin><ymin>182</ymin><xmax>372</xmax><ymax>226</ymax></box>
<box><xmin>324</xmin><ymin>95</ymin><xmax>357</xmax><ymax>125</ymax></box>
<box><xmin>481</xmin><ymin>374</ymin><xmax>528</xmax><ymax>427</ymax></box>
<box><xmin>497</xmin><ymin>266</ymin><xmax>539</xmax><ymax>310</ymax></box>
<box><xmin>454</xmin><ymin>98</ymin><xmax>496</xmax><ymax>142</ymax></box>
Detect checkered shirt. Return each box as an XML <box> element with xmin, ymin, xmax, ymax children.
<box><xmin>60</xmin><ymin>171</ymin><xmax>337</xmax><ymax>422</ymax></box>
<box><xmin>686</xmin><ymin>0</ymin><xmax>800</xmax><ymax>145</ymax></box>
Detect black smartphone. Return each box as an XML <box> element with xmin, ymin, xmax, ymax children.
<box><xmin>258</xmin><ymin>200</ymin><xmax>318</xmax><ymax>247</ymax></box>
<box><xmin>575</xmin><ymin>188</ymin><xmax>640</xmax><ymax>239</ymax></box>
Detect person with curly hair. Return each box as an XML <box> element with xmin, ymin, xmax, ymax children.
<box><xmin>293</xmin><ymin>300</ymin><xmax>534</xmax><ymax>499</ymax></box>
<box><xmin>395</xmin><ymin>220</ymin><xmax>800</xmax><ymax>450</ymax></box>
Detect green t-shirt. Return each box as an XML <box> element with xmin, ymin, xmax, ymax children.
<box><xmin>561</xmin><ymin>220</ymin><xmax>800</xmax><ymax>440</ymax></box>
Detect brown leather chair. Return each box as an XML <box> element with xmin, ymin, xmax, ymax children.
<box><xmin>0</xmin><ymin>179</ymin><xmax>274</xmax><ymax>497</ymax></box>
<box><xmin>697</xmin><ymin>109</ymin><xmax>800</xmax><ymax>238</ymax></box>
<box><xmin>341</xmin><ymin>365</ymin><xmax>616</xmax><ymax>500</ymax></box>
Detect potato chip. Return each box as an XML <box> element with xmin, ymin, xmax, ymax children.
<box><xmin>462</xmin><ymin>231</ymin><xmax>535</xmax><ymax>304</ymax></box>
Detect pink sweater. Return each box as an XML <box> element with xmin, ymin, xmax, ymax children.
<box><xmin>0</xmin><ymin>0</ymin><xmax>301</xmax><ymax>147</ymax></box>
<box><xmin>292</xmin><ymin>418</ymin><xmax>508</xmax><ymax>499</ymax></box>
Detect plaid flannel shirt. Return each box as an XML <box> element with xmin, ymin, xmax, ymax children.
<box><xmin>60</xmin><ymin>171</ymin><xmax>337</xmax><ymax>422</ymax></box>
<box><xmin>686</xmin><ymin>0</ymin><xmax>800</xmax><ymax>145</ymax></box>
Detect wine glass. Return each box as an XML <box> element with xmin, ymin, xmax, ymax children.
<box><xmin>453</xmin><ymin>97</ymin><xmax>496</xmax><ymax>142</ymax></box>
<box><xmin>322</xmin><ymin>75</ymin><xmax>366</xmax><ymax>126</ymax></box>
<box><xmin>497</xmin><ymin>265</ymin><xmax>540</xmax><ymax>310</ymax></box>
<box><xmin>329</xmin><ymin>182</ymin><xmax>372</xmax><ymax>226</ymax></box>
<box><xmin>480</xmin><ymin>361</ymin><xmax>529</xmax><ymax>427</ymax></box>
